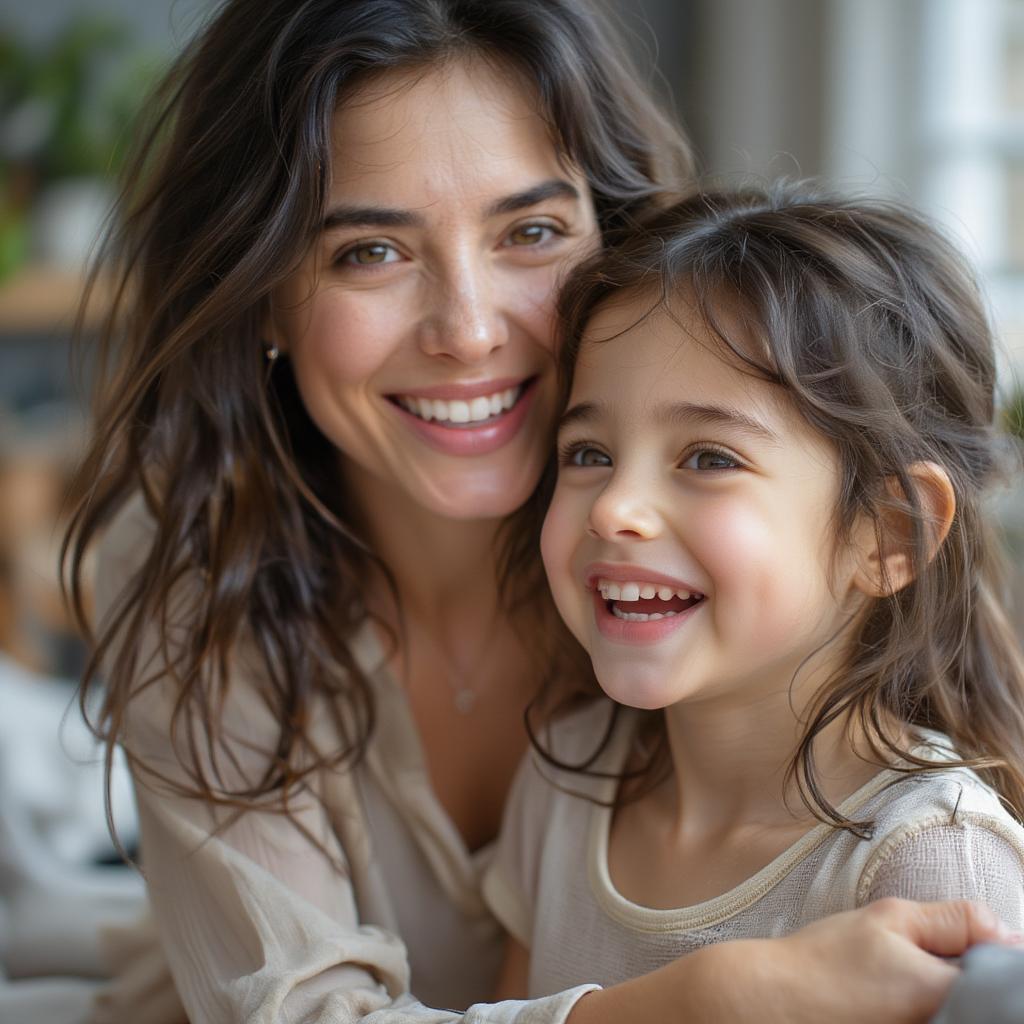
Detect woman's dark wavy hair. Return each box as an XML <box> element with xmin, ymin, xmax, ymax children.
<box><xmin>61</xmin><ymin>0</ymin><xmax>694</xmax><ymax>815</ymax></box>
<box><xmin>541</xmin><ymin>182</ymin><xmax>1024</xmax><ymax>831</ymax></box>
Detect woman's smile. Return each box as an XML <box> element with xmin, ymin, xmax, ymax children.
<box><xmin>388</xmin><ymin>376</ymin><xmax>539</xmax><ymax>457</ymax></box>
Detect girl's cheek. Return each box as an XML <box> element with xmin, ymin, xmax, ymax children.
<box><xmin>697</xmin><ymin>502</ymin><xmax>831</xmax><ymax>637</ymax></box>
<box><xmin>541</xmin><ymin>491</ymin><xmax>583</xmax><ymax>605</ymax></box>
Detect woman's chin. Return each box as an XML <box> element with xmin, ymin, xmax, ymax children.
<box><xmin>412</xmin><ymin>463</ymin><xmax>545</xmax><ymax>522</ymax></box>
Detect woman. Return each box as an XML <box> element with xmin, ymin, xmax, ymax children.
<box><xmin>63</xmin><ymin>1</ymin><xmax>1004</xmax><ymax>1021</ymax></box>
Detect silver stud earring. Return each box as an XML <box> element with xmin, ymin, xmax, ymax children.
<box><xmin>264</xmin><ymin>342</ymin><xmax>280</xmax><ymax>363</ymax></box>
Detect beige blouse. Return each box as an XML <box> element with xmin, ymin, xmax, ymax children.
<box><xmin>90</xmin><ymin>496</ymin><xmax>596</xmax><ymax>1023</ymax></box>
<box><xmin>483</xmin><ymin>701</ymin><xmax>1024</xmax><ymax>997</ymax></box>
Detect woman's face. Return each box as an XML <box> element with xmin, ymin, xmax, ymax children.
<box><xmin>270</xmin><ymin>59</ymin><xmax>600</xmax><ymax>521</ymax></box>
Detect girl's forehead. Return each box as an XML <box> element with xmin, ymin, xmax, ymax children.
<box><xmin>571</xmin><ymin>290</ymin><xmax>797</xmax><ymax>432</ymax></box>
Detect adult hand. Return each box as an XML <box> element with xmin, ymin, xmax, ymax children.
<box><xmin>712</xmin><ymin>899</ymin><xmax>1011</xmax><ymax>1024</ymax></box>
<box><xmin>568</xmin><ymin>899</ymin><xmax>1009</xmax><ymax>1024</ymax></box>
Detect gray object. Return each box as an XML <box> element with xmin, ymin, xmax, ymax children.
<box><xmin>932</xmin><ymin>944</ymin><xmax>1024</xmax><ymax>1024</ymax></box>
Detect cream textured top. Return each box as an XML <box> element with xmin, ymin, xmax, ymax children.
<box><xmin>90</xmin><ymin>496</ymin><xmax>597</xmax><ymax>1024</ymax></box>
<box><xmin>483</xmin><ymin>701</ymin><xmax>1024</xmax><ymax>998</ymax></box>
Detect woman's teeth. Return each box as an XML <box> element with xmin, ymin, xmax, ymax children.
<box><xmin>395</xmin><ymin>386</ymin><xmax>521</xmax><ymax>425</ymax></box>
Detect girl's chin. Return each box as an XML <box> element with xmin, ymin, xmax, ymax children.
<box><xmin>594</xmin><ymin>674</ymin><xmax>678</xmax><ymax>712</ymax></box>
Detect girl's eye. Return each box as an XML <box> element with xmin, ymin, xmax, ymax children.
<box><xmin>682</xmin><ymin>447</ymin><xmax>741</xmax><ymax>471</ymax></box>
<box><xmin>560</xmin><ymin>443</ymin><xmax>612</xmax><ymax>468</ymax></box>
<box><xmin>505</xmin><ymin>223</ymin><xmax>559</xmax><ymax>247</ymax></box>
<box><xmin>338</xmin><ymin>242</ymin><xmax>401</xmax><ymax>266</ymax></box>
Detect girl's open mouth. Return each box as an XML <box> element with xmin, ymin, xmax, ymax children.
<box><xmin>591</xmin><ymin>577</ymin><xmax>705</xmax><ymax>643</ymax></box>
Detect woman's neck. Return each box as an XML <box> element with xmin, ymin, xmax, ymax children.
<box><xmin>343</xmin><ymin>459</ymin><xmax>506</xmax><ymax>635</ymax></box>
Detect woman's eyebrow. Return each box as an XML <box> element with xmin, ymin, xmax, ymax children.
<box><xmin>321</xmin><ymin>179</ymin><xmax>581</xmax><ymax>233</ymax></box>
<box><xmin>322</xmin><ymin>205</ymin><xmax>422</xmax><ymax>231</ymax></box>
<box><xmin>486</xmin><ymin>179</ymin><xmax>581</xmax><ymax>216</ymax></box>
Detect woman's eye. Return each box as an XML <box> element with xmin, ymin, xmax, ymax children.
<box><xmin>682</xmin><ymin>448</ymin><xmax>740</xmax><ymax>471</ymax></box>
<box><xmin>505</xmin><ymin>223</ymin><xmax>557</xmax><ymax>247</ymax></box>
<box><xmin>338</xmin><ymin>242</ymin><xmax>401</xmax><ymax>266</ymax></box>
<box><xmin>565</xmin><ymin>445</ymin><xmax>612</xmax><ymax>468</ymax></box>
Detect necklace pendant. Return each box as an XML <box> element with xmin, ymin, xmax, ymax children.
<box><xmin>454</xmin><ymin>688</ymin><xmax>476</xmax><ymax>714</ymax></box>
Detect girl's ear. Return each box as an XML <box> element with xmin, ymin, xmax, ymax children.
<box><xmin>852</xmin><ymin>461</ymin><xmax>956</xmax><ymax>598</ymax></box>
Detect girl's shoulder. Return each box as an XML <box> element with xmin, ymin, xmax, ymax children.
<box><xmin>852</xmin><ymin>742</ymin><xmax>1024</xmax><ymax>923</ymax></box>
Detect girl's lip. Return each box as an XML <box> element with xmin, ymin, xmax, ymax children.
<box><xmin>584</xmin><ymin>562</ymin><xmax>705</xmax><ymax>595</ymax></box>
<box><xmin>591</xmin><ymin>588</ymin><xmax>703</xmax><ymax>645</ymax></box>
<box><xmin>389</xmin><ymin>377</ymin><xmax>540</xmax><ymax>457</ymax></box>
<box><xmin>388</xmin><ymin>376</ymin><xmax>529</xmax><ymax>402</ymax></box>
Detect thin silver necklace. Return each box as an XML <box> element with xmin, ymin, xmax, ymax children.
<box><xmin>420</xmin><ymin>612</ymin><xmax>501</xmax><ymax>714</ymax></box>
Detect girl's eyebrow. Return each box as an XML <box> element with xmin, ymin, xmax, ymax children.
<box><xmin>321</xmin><ymin>179</ymin><xmax>580</xmax><ymax>232</ymax></box>
<box><xmin>655</xmin><ymin>401</ymin><xmax>780</xmax><ymax>444</ymax></box>
<box><xmin>558</xmin><ymin>399</ymin><xmax>779</xmax><ymax>444</ymax></box>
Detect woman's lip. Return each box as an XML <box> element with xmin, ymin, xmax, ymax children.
<box><xmin>387</xmin><ymin>376</ymin><xmax>529</xmax><ymax>402</ymax></box>
<box><xmin>584</xmin><ymin>562</ymin><xmax>704</xmax><ymax>594</ymax></box>
<box><xmin>390</xmin><ymin>378</ymin><xmax>539</xmax><ymax>457</ymax></box>
<box><xmin>591</xmin><ymin>589</ymin><xmax>702</xmax><ymax>645</ymax></box>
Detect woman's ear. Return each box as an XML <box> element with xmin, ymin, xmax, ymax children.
<box><xmin>852</xmin><ymin>461</ymin><xmax>956</xmax><ymax>598</ymax></box>
<box><xmin>262</xmin><ymin>294</ymin><xmax>289</xmax><ymax>357</ymax></box>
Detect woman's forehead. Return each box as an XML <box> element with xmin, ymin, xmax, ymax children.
<box><xmin>325</xmin><ymin>59</ymin><xmax>580</xmax><ymax>204</ymax></box>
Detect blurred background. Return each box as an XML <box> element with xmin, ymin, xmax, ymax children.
<box><xmin>0</xmin><ymin>0</ymin><xmax>1021</xmax><ymax>1012</ymax></box>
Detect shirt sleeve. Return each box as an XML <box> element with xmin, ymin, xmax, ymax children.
<box><xmin>857</xmin><ymin>813</ymin><xmax>1024</xmax><ymax>931</ymax></box>
<box><xmin>480</xmin><ymin>755</ymin><xmax>544</xmax><ymax>950</ymax></box>
<box><xmin>90</xmin><ymin>500</ymin><xmax>599</xmax><ymax>1023</ymax></box>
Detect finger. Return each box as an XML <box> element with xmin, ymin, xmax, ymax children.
<box><xmin>905</xmin><ymin>900</ymin><xmax>1008</xmax><ymax>956</ymax></box>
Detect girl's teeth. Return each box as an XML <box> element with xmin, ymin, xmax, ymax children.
<box><xmin>398</xmin><ymin>386</ymin><xmax>522</xmax><ymax>424</ymax></box>
<box><xmin>611</xmin><ymin>605</ymin><xmax>679</xmax><ymax>622</ymax></box>
<box><xmin>596</xmin><ymin>578</ymin><xmax>700</xmax><ymax>603</ymax></box>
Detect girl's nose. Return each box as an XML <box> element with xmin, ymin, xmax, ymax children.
<box><xmin>586</xmin><ymin>479</ymin><xmax>661</xmax><ymax>541</ymax></box>
<box><xmin>418</xmin><ymin>263</ymin><xmax>509</xmax><ymax>364</ymax></box>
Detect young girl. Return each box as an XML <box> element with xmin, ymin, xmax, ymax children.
<box><xmin>485</xmin><ymin>182</ymin><xmax>1024</xmax><ymax>1000</ymax></box>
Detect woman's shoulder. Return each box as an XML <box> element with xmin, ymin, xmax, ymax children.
<box><xmin>93</xmin><ymin>491</ymin><xmax>158</xmax><ymax>618</ymax></box>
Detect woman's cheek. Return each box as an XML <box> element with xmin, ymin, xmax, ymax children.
<box><xmin>301</xmin><ymin>297</ymin><xmax>403</xmax><ymax>382</ymax></box>
<box><xmin>510</xmin><ymin>265</ymin><xmax>567</xmax><ymax>355</ymax></box>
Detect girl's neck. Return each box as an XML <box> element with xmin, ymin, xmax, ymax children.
<box><xmin>657</xmin><ymin>668</ymin><xmax>887</xmax><ymax>836</ymax></box>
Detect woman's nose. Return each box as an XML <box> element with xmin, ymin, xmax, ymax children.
<box><xmin>418</xmin><ymin>263</ymin><xmax>509</xmax><ymax>363</ymax></box>
<box><xmin>586</xmin><ymin>477</ymin><xmax>661</xmax><ymax>541</ymax></box>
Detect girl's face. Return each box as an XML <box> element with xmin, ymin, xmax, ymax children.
<box><xmin>270</xmin><ymin>59</ymin><xmax>599</xmax><ymax>521</ymax></box>
<box><xmin>541</xmin><ymin>291</ymin><xmax>870</xmax><ymax>713</ymax></box>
